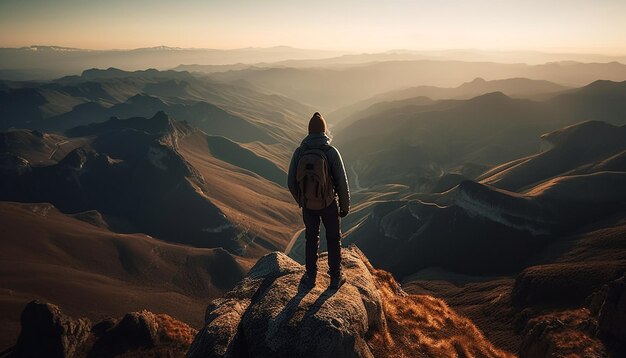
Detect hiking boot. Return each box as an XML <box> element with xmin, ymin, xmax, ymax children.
<box><xmin>302</xmin><ymin>271</ymin><xmax>316</xmax><ymax>288</ymax></box>
<box><xmin>329</xmin><ymin>272</ymin><xmax>346</xmax><ymax>289</ymax></box>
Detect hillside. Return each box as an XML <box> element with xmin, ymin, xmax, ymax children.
<box><xmin>0</xmin><ymin>201</ymin><xmax>255</xmax><ymax>350</ymax></box>
<box><xmin>0</xmin><ymin>113</ymin><xmax>302</xmax><ymax>255</ymax></box>
<box><xmin>341</xmin><ymin>119</ymin><xmax>626</xmax><ymax>277</ymax></box>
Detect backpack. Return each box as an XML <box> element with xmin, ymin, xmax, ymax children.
<box><xmin>296</xmin><ymin>146</ymin><xmax>335</xmax><ymax>210</ymax></box>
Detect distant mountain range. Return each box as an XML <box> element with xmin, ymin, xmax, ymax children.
<box><xmin>0</xmin><ymin>68</ymin><xmax>315</xmax><ymax>157</ymax></box>
<box><xmin>0</xmin><ymin>46</ymin><xmax>344</xmax><ymax>80</ymax></box>
<box><xmin>208</xmin><ymin>61</ymin><xmax>626</xmax><ymax>111</ymax></box>
<box><xmin>333</xmin><ymin>80</ymin><xmax>626</xmax><ymax>189</ymax></box>
<box><xmin>329</xmin><ymin>77</ymin><xmax>570</xmax><ymax>129</ymax></box>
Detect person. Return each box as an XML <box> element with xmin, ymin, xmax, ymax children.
<box><xmin>288</xmin><ymin>112</ymin><xmax>350</xmax><ymax>289</ymax></box>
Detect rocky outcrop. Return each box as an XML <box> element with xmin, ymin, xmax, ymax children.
<box><xmin>515</xmin><ymin>272</ymin><xmax>626</xmax><ymax>357</ymax></box>
<box><xmin>13</xmin><ymin>301</ymin><xmax>92</xmax><ymax>357</ymax></box>
<box><xmin>598</xmin><ymin>274</ymin><xmax>626</xmax><ymax>345</ymax></box>
<box><xmin>9</xmin><ymin>301</ymin><xmax>197</xmax><ymax>357</ymax></box>
<box><xmin>187</xmin><ymin>245</ymin><xmax>512</xmax><ymax>358</ymax></box>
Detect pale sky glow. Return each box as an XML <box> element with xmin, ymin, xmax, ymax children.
<box><xmin>1</xmin><ymin>0</ymin><xmax>626</xmax><ymax>53</ymax></box>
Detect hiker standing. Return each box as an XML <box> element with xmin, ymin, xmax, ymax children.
<box><xmin>288</xmin><ymin>112</ymin><xmax>350</xmax><ymax>289</ymax></box>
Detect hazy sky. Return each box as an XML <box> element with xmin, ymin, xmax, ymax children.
<box><xmin>1</xmin><ymin>0</ymin><xmax>626</xmax><ymax>53</ymax></box>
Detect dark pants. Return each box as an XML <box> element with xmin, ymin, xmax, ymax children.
<box><xmin>303</xmin><ymin>199</ymin><xmax>342</xmax><ymax>276</ymax></box>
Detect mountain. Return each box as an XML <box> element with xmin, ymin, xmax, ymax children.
<box><xmin>0</xmin><ymin>113</ymin><xmax>301</xmax><ymax>254</ymax></box>
<box><xmin>479</xmin><ymin>120</ymin><xmax>626</xmax><ymax>191</ymax></box>
<box><xmin>50</xmin><ymin>94</ymin><xmax>277</xmax><ymax>144</ymax></box>
<box><xmin>329</xmin><ymin>77</ymin><xmax>569</xmax><ymax>127</ymax></box>
<box><xmin>334</xmin><ymin>92</ymin><xmax>560</xmax><ymax>189</ymax></box>
<box><xmin>0</xmin><ymin>46</ymin><xmax>344</xmax><ymax>80</ymax></box>
<box><xmin>208</xmin><ymin>60</ymin><xmax>626</xmax><ymax>111</ymax></box>
<box><xmin>0</xmin><ymin>68</ymin><xmax>315</xmax><ymax>154</ymax></box>
<box><xmin>333</xmin><ymin>80</ymin><xmax>626</xmax><ymax>190</ymax></box>
<box><xmin>0</xmin><ymin>201</ymin><xmax>254</xmax><ymax>350</ymax></box>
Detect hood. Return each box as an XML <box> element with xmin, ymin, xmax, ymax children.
<box><xmin>301</xmin><ymin>133</ymin><xmax>331</xmax><ymax>148</ymax></box>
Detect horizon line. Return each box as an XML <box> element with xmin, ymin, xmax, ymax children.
<box><xmin>2</xmin><ymin>44</ymin><xmax>626</xmax><ymax>57</ymax></box>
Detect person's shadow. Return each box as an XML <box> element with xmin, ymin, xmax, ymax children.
<box><xmin>274</xmin><ymin>274</ymin><xmax>337</xmax><ymax>327</ymax></box>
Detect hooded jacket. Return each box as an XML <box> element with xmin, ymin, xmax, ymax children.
<box><xmin>287</xmin><ymin>133</ymin><xmax>350</xmax><ymax>214</ymax></box>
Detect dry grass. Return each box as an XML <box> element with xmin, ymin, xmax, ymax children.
<box><xmin>522</xmin><ymin>309</ymin><xmax>606</xmax><ymax>357</ymax></box>
<box><xmin>154</xmin><ymin>313</ymin><xmax>198</xmax><ymax>346</ymax></box>
<box><xmin>367</xmin><ymin>268</ymin><xmax>515</xmax><ymax>358</ymax></box>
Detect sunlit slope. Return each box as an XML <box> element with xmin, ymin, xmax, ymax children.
<box><xmin>480</xmin><ymin>121</ymin><xmax>626</xmax><ymax>191</ymax></box>
<box><xmin>0</xmin><ymin>113</ymin><xmax>301</xmax><ymax>255</ymax></box>
<box><xmin>176</xmin><ymin>130</ymin><xmax>301</xmax><ymax>256</ymax></box>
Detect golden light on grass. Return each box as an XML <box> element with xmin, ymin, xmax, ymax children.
<box><xmin>367</xmin><ymin>268</ymin><xmax>514</xmax><ymax>358</ymax></box>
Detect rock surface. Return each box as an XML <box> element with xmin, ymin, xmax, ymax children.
<box><xmin>519</xmin><ymin>309</ymin><xmax>606</xmax><ymax>358</ymax></box>
<box><xmin>598</xmin><ymin>274</ymin><xmax>626</xmax><ymax>345</ymax></box>
<box><xmin>187</xmin><ymin>245</ymin><xmax>512</xmax><ymax>358</ymax></box>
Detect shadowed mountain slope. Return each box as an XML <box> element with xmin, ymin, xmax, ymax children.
<box><xmin>51</xmin><ymin>94</ymin><xmax>276</xmax><ymax>144</ymax></box>
<box><xmin>342</xmin><ymin>120</ymin><xmax>626</xmax><ymax>278</ymax></box>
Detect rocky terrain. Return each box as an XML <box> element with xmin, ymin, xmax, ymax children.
<box><xmin>188</xmin><ymin>246</ymin><xmax>512</xmax><ymax>358</ymax></box>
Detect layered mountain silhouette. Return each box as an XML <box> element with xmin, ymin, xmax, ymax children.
<box><xmin>0</xmin><ymin>68</ymin><xmax>314</xmax><ymax>158</ymax></box>
<box><xmin>334</xmin><ymin>80</ymin><xmax>626</xmax><ymax>189</ymax></box>
<box><xmin>0</xmin><ymin>46</ymin><xmax>342</xmax><ymax>80</ymax></box>
<box><xmin>330</xmin><ymin>77</ymin><xmax>569</xmax><ymax>127</ymax></box>
<box><xmin>208</xmin><ymin>60</ymin><xmax>626</xmax><ymax>111</ymax></box>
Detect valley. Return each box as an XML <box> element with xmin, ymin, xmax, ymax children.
<box><xmin>1</xmin><ymin>52</ymin><xmax>626</xmax><ymax>356</ymax></box>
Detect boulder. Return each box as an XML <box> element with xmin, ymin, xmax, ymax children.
<box><xmin>13</xmin><ymin>301</ymin><xmax>92</xmax><ymax>358</ymax></box>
